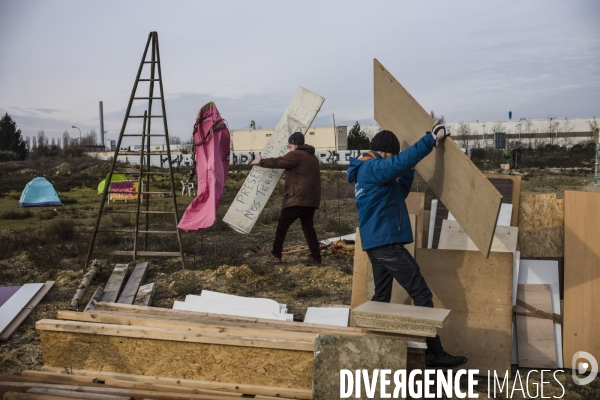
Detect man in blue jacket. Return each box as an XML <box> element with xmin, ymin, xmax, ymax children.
<box><xmin>347</xmin><ymin>121</ymin><xmax>467</xmax><ymax>369</ymax></box>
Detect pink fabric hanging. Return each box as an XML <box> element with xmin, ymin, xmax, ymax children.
<box><xmin>178</xmin><ymin>102</ymin><xmax>230</xmax><ymax>231</ymax></box>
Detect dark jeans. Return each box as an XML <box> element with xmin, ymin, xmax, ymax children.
<box><xmin>366</xmin><ymin>243</ymin><xmax>444</xmax><ymax>355</ymax></box>
<box><xmin>272</xmin><ymin>206</ymin><xmax>321</xmax><ymax>261</ymax></box>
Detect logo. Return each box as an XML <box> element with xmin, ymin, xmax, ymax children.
<box><xmin>572</xmin><ymin>351</ymin><xmax>598</xmax><ymax>385</ymax></box>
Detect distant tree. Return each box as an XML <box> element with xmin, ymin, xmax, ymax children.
<box><xmin>37</xmin><ymin>130</ymin><xmax>46</xmax><ymax>148</ymax></box>
<box><xmin>0</xmin><ymin>113</ymin><xmax>27</xmax><ymax>159</ymax></box>
<box><xmin>588</xmin><ymin>117</ymin><xmax>599</xmax><ymax>142</ymax></box>
<box><xmin>170</xmin><ymin>136</ymin><xmax>182</xmax><ymax>145</ymax></box>
<box><xmin>347</xmin><ymin>122</ymin><xmax>370</xmax><ymax>150</ymax></box>
<box><xmin>454</xmin><ymin>122</ymin><xmax>473</xmax><ymax>149</ymax></box>
<box><xmin>62</xmin><ymin>130</ymin><xmax>71</xmax><ymax>147</ymax></box>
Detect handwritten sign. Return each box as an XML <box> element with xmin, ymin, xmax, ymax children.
<box><xmin>223</xmin><ymin>87</ymin><xmax>325</xmax><ymax>234</ymax></box>
<box><xmin>109</xmin><ymin>180</ymin><xmax>145</xmax><ymax>202</ymax></box>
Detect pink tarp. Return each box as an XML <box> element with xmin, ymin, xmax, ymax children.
<box><xmin>178</xmin><ymin>102</ymin><xmax>230</xmax><ymax>231</ymax></box>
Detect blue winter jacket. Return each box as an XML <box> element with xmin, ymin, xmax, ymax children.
<box><xmin>346</xmin><ymin>133</ymin><xmax>435</xmax><ymax>251</ymax></box>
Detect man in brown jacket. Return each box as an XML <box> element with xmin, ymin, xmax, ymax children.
<box><xmin>251</xmin><ymin>132</ymin><xmax>322</xmax><ymax>265</ymax></box>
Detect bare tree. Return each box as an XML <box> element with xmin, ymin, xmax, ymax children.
<box><xmin>62</xmin><ymin>130</ymin><xmax>70</xmax><ymax>148</ymax></box>
<box><xmin>454</xmin><ymin>122</ymin><xmax>473</xmax><ymax>149</ymax></box>
<box><xmin>587</xmin><ymin>117</ymin><xmax>599</xmax><ymax>142</ymax></box>
<box><xmin>170</xmin><ymin>136</ymin><xmax>182</xmax><ymax>145</ymax></box>
<box><xmin>37</xmin><ymin>130</ymin><xmax>46</xmax><ymax>147</ymax></box>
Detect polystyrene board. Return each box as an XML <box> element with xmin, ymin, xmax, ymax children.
<box><xmin>448</xmin><ymin>203</ymin><xmax>513</xmax><ymax>227</ymax></box>
<box><xmin>0</xmin><ymin>283</ymin><xmax>44</xmax><ymax>335</ymax></box>
<box><xmin>190</xmin><ymin>291</ymin><xmax>281</xmax><ymax>314</ymax></box>
<box><xmin>517</xmin><ymin>259</ymin><xmax>563</xmax><ymax>368</ymax></box>
<box><xmin>407</xmin><ymin>341</ymin><xmax>427</xmax><ymax>350</ymax></box>
<box><xmin>173</xmin><ymin>300</ymin><xmax>290</xmax><ymax>321</ymax></box>
<box><xmin>427</xmin><ymin>199</ymin><xmax>438</xmax><ymax>249</ymax></box>
<box><xmin>303</xmin><ymin>307</ymin><xmax>349</xmax><ymax>327</ymax></box>
<box><xmin>511</xmin><ymin>251</ymin><xmax>521</xmax><ymax>365</ymax></box>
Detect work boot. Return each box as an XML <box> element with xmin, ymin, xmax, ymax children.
<box><xmin>425</xmin><ymin>351</ymin><xmax>468</xmax><ymax>369</ymax></box>
<box><xmin>261</xmin><ymin>254</ymin><xmax>281</xmax><ymax>263</ymax></box>
<box><xmin>305</xmin><ymin>255</ymin><xmax>322</xmax><ymax>266</ymax></box>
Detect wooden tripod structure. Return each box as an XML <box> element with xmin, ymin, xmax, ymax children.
<box><xmin>86</xmin><ymin>31</ymin><xmax>185</xmax><ymax>269</ymax></box>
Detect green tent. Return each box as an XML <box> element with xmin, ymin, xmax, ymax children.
<box><xmin>97</xmin><ymin>173</ymin><xmax>127</xmax><ymax>194</ymax></box>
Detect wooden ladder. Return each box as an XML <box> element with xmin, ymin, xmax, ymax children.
<box><xmin>85</xmin><ymin>31</ymin><xmax>185</xmax><ymax>269</ymax></box>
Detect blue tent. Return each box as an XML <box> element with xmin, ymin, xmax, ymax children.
<box><xmin>18</xmin><ymin>177</ymin><xmax>63</xmax><ymax>207</ymax></box>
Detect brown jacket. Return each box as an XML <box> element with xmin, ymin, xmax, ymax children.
<box><xmin>259</xmin><ymin>145</ymin><xmax>321</xmax><ymax>209</ymax></box>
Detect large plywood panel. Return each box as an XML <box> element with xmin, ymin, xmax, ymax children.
<box><xmin>563</xmin><ymin>190</ymin><xmax>600</xmax><ymax>370</ymax></box>
<box><xmin>415</xmin><ymin>248</ymin><xmax>514</xmax><ymax>375</ymax></box>
<box><xmin>374</xmin><ymin>59</ymin><xmax>502</xmax><ymax>257</ymax></box>
<box><xmin>518</xmin><ymin>193</ymin><xmax>564</xmax><ymax>257</ymax></box>
<box><xmin>485</xmin><ymin>174</ymin><xmax>522</xmax><ymax>226</ymax></box>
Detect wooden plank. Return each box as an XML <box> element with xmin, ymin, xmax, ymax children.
<box><xmin>27</xmin><ymin>387</ymin><xmax>132</xmax><ymax>399</ymax></box>
<box><xmin>99</xmin><ymin>264</ymin><xmax>129</xmax><ymax>303</ymax></box>
<box><xmin>0</xmin><ymin>283</ymin><xmax>44</xmax><ymax>337</ymax></box>
<box><xmin>350</xmin><ymin>228</ymin><xmax>368</xmax><ymax>310</ymax></box>
<box><xmin>56</xmin><ymin>310</ymin><xmax>317</xmax><ymax>341</ymax></box>
<box><xmin>0</xmin><ymin>281</ymin><xmax>54</xmax><ymax>341</ymax></box>
<box><xmin>40</xmin><ymin>367</ymin><xmax>312</xmax><ymax>399</ymax></box>
<box><xmin>4</xmin><ymin>392</ymin><xmax>66</xmax><ymax>400</ymax></box>
<box><xmin>563</xmin><ymin>190</ymin><xmax>600</xmax><ymax>370</ymax></box>
<box><xmin>84</xmin><ymin>287</ymin><xmax>104</xmax><ymax>312</ymax></box>
<box><xmin>20</xmin><ymin>371</ymin><xmax>98</xmax><ymax>384</ymax></box>
<box><xmin>36</xmin><ymin>319</ymin><xmax>314</xmax><ymax>351</ymax></box>
<box><xmin>223</xmin><ymin>87</ymin><xmax>325</xmax><ymax>234</ymax></box>
<box><xmin>133</xmin><ymin>283</ymin><xmax>155</xmax><ymax>307</ymax></box>
<box><xmin>91</xmin><ymin>302</ymin><xmax>364</xmax><ymax>336</ymax></box>
<box><xmin>516</xmin><ymin>284</ymin><xmax>557</xmax><ymax>368</ymax></box>
<box><xmin>0</xmin><ymin>381</ymin><xmax>246</xmax><ymax>400</ymax></box>
<box><xmin>518</xmin><ymin>259</ymin><xmax>563</xmax><ymax>368</ymax></box>
<box><xmin>374</xmin><ymin>58</ymin><xmax>502</xmax><ymax>257</ymax></box>
<box><xmin>415</xmin><ymin>248</ymin><xmax>514</xmax><ymax>376</ymax></box>
<box><xmin>405</xmin><ymin>192</ymin><xmax>425</xmax><ymax>248</ymax></box>
<box><xmin>117</xmin><ymin>262</ymin><xmax>148</xmax><ymax>305</ymax></box>
<box><xmin>438</xmin><ymin>220</ymin><xmax>518</xmax><ymax>253</ymax></box>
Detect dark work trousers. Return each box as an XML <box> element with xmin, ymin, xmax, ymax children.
<box><xmin>272</xmin><ymin>206</ymin><xmax>321</xmax><ymax>261</ymax></box>
<box><xmin>366</xmin><ymin>243</ymin><xmax>444</xmax><ymax>355</ymax></box>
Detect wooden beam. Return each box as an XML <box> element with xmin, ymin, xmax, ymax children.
<box><xmin>91</xmin><ymin>302</ymin><xmax>365</xmax><ymax>336</ymax></box>
<box><xmin>133</xmin><ymin>283</ymin><xmax>155</xmax><ymax>306</ymax></box>
<box><xmin>40</xmin><ymin>367</ymin><xmax>312</xmax><ymax>399</ymax></box>
<box><xmin>26</xmin><ymin>387</ymin><xmax>132</xmax><ymax>399</ymax></box>
<box><xmin>56</xmin><ymin>310</ymin><xmax>317</xmax><ymax>341</ymax></box>
<box><xmin>36</xmin><ymin>319</ymin><xmax>314</xmax><ymax>351</ymax></box>
<box><xmin>99</xmin><ymin>264</ymin><xmax>129</xmax><ymax>303</ymax></box>
<box><xmin>374</xmin><ymin>58</ymin><xmax>502</xmax><ymax>257</ymax></box>
<box><xmin>19</xmin><ymin>371</ymin><xmax>98</xmax><ymax>384</ymax></box>
<box><xmin>117</xmin><ymin>262</ymin><xmax>149</xmax><ymax>304</ymax></box>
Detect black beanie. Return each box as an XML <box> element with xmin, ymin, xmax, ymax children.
<box><xmin>288</xmin><ymin>132</ymin><xmax>305</xmax><ymax>145</ymax></box>
<box><xmin>370</xmin><ymin>130</ymin><xmax>399</xmax><ymax>154</ymax></box>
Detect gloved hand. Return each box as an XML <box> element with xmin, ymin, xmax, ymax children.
<box><xmin>430</xmin><ymin>119</ymin><xmax>450</xmax><ymax>148</ymax></box>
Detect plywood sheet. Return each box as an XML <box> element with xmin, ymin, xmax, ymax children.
<box><xmin>438</xmin><ymin>220</ymin><xmax>518</xmax><ymax>253</ymax></box>
<box><xmin>374</xmin><ymin>58</ymin><xmax>502</xmax><ymax>257</ymax></box>
<box><xmin>518</xmin><ymin>193</ymin><xmax>564</xmax><ymax>257</ymax></box>
<box><xmin>516</xmin><ymin>284</ymin><xmax>557</xmax><ymax>369</ymax></box>
<box><xmin>414</xmin><ymin>248</ymin><xmax>514</xmax><ymax>375</ymax></box>
<box><xmin>0</xmin><ymin>283</ymin><xmax>43</xmax><ymax>336</ymax></box>
<box><xmin>0</xmin><ymin>281</ymin><xmax>54</xmax><ymax>341</ymax></box>
<box><xmin>518</xmin><ymin>259</ymin><xmax>563</xmax><ymax>368</ymax></box>
<box><xmin>563</xmin><ymin>190</ymin><xmax>600</xmax><ymax>371</ymax></box>
<box><xmin>223</xmin><ymin>87</ymin><xmax>325</xmax><ymax>234</ymax></box>
<box><xmin>350</xmin><ymin>229</ymin><xmax>368</xmax><ymax>310</ymax></box>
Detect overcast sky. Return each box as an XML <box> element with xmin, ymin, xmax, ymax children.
<box><xmin>1</xmin><ymin>0</ymin><xmax>599</xmax><ymax>146</ymax></box>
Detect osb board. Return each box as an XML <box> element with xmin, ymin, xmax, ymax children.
<box><xmin>374</xmin><ymin>58</ymin><xmax>502</xmax><ymax>258</ymax></box>
<box><xmin>518</xmin><ymin>194</ymin><xmax>564</xmax><ymax>231</ymax></box>
<box><xmin>485</xmin><ymin>174</ymin><xmax>522</xmax><ymax>226</ymax></box>
<box><xmin>517</xmin><ymin>193</ymin><xmax>564</xmax><ymax>257</ymax></box>
<box><xmin>39</xmin><ymin>331</ymin><xmax>312</xmax><ymax>389</ymax></box>
<box><xmin>563</xmin><ymin>190</ymin><xmax>600</xmax><ymax>370</ymax></box>
<box><xmin>518</xmin><ymin>227</ymin><xmax>564</xmax><ymax>257</ymax></box>
<box><xmin>415</xmin><ymin>248</ymin><xmax>514</xmax><ymax>376</ymax></box>
<box><xmin>516</xmin><ymin>284</ymin><xmax>556</xmax><ymax>369</ymax></box>
<box><xmin>438</xmin><ymin>220</ymin><xmax>518</xmax><ymax>253</ymax></box>
<box><xmin>406</xmin><ymin>192</ymin><xmax>425</xmax><ymax>248</ymax></box>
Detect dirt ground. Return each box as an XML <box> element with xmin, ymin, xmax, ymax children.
<box><xmin>1</xmin><ymin>155</ymin><xmax>599</xmax><ymax>398</ymax></box>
